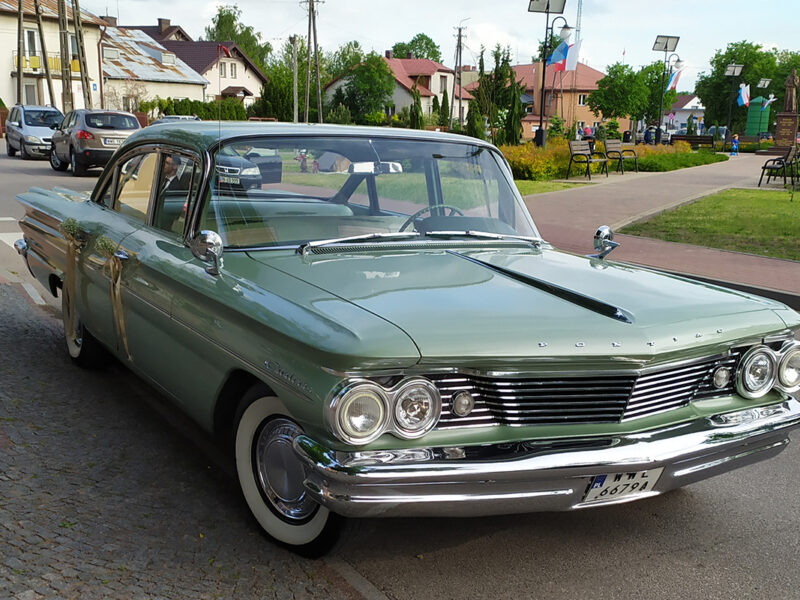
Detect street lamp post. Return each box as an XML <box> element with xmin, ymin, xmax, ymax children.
<box><xmin>528</xmin><ymin>0</ymin><xmax>571</xmax><ymax>149</ymax></box>
<box><xmin>756</xmin><ymin>78</ymin><xmax>772</xmax><ymax>150</ymax></box>
<box><xmin>652</xmin><ymin>35</ymin><xmax>680</xmax><ymax>145</ymax></box>
<box><xmin>724</xmin><ymin>63</ymin><xmax>744</xmax><ymax>151</ymax></box>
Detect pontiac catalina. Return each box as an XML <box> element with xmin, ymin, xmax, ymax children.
<box><xmin>14</xmin><ymin>122</ymin><xmax>800</xmax><ymax>556</ymax></box>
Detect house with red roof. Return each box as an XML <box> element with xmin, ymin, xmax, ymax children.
<box><xmin>326</xmin><ymin>51</ymin><xmax>473</xmax><ymax>125</ymax></box>
<box><xmin>467</xmin><ymin>61</ymin><xmax>620</xmax><ymax>140</ymax></box>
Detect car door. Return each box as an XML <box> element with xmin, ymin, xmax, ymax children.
<box><xmin>7</xmin><ymin>107</ymin><xmax>20</xmax><ymax>149</ymax></box>
<box><xmin>53</xmin><ymin>112</ymin><xmax>72</xmax><ymax>160</ymax></box>
<box><xmin>113</xmin><ymin>149</ymin><xmax>207</xmax><ymax>402</ymax></box>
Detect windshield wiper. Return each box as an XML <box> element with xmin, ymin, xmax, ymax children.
<box><xmin>298</xmin><ymin>232</ymin><xmax>420</xmax><ymax>255</ymax></box>
<box><xmin>424</xmin><ymin>230</ymin><xmax>542</xmax><ymax>246</ymax></box>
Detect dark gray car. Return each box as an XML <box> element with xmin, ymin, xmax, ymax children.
<box><xmin>5</xmin><ymin>105</ymin><xmax>63</xmax><ymax>159</ymax></box>
<box><xmin>49</xmin><ymin>109</ymin><xmax>141</xmax><ymax>176</ymax></box>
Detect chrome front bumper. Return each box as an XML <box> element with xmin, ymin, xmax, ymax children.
<box><xmin>294</xmin><ymin>399</ymin><xmax>800</xmax><ymax>518</ymax></box>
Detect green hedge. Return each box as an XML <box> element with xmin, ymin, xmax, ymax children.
<box><xmin>138</xmin><ymin>97</ymin><xmax>247</xmax><ymax>121</ymax></box>
<box><xmin>630</xmin><ymin>149</ymin><xmax>728</xmax><ymax>172</ymax></box>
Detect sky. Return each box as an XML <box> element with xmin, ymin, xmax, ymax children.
<box><xmin>82</xmin><ymin>0</ymin><xmax>798</xmax><ymax>92</ymax></box>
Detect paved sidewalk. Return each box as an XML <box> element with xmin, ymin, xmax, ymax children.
<box><xmin>523</xmin><ymin>153</ymin><xmax>800</xmax><ymax>297</ymax></box>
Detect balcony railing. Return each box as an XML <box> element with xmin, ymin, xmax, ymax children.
<box><xmin>12</xmin><ymin>51</ymin><xmax>80</xmax><ymax>74</ymax></box>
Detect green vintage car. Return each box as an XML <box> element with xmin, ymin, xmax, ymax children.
<box><xmin>14</xmin><ymin>122</ymin><xmax>800</xmax><ymax>556</ymax></box>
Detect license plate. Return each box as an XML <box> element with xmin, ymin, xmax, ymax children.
<box><xmin>583</xmin><ymin>467</ymin><xmax>663</xmax><ymax>504</ymax></box>
<box><xmin>104</xmin><ymin>137</ymin><xmax>122</xmax><ymax>145</ymax></box>
<box><xmin>219</xmin><ymin>175</ymin><xmax>240</xmax><ymax>184</ymax></box>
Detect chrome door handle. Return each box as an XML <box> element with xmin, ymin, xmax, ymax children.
<box><xmin>113</xmin><ymin>249</ymin><xmax>130</xmax><ymax>261</ymax></box>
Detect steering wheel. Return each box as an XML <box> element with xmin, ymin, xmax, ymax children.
<box><xmin>399</xmin><ymin>204</ymin><xmax>465</xmax><ymax>231</ymax></box>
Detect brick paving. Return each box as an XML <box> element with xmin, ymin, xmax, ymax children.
<box><xmin>0</xmin><ymin>283</ymin><xmax>354</xmax><ymax>600</ymax></box>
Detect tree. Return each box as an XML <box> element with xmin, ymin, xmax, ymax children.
<box><xmin>547</xmin><ymin>114</ymin><xmax>565</xmax><ymax>139</ymax></box>
<box><xmin>392</xmin><ymin>33</ymin><xmax>442</xmax><ymax>62</ymax></box>
<box><xmin>587</xmin><ymin>62</ymin><xmax>647</xmax><ymax>122</ymax></box>
<box><xmin>203</xmin><ymin>4</ymin><xmax>271</xmax><ymax>71</ymax></box>
<box><xmin>638</xmin><ymin>61</ymin><xmax>677</xmax><ymax>129</ymax></box>
<box><xmin>465</xmin><ymin>105</ymin><xmax>483</xmax><ymax>139</ymax></box>
<box><xmin>471</xmin><ymin>45</ymin><xmax>516</xmax><ymax>144</ymax></box>
<box><xmin>326</xmin><ymin>103</ymin><xmax>352</xmax><ymax>124</ymax></box>
<box><xmin>438</xmin><ymin>89</ymin><xmax>449</xmax><ymax>127</ymax></box>
<box><xmin>432</xmin><ymin>94</ymin><xmax>440</xmax><ymax>114</ymax></box>
<box><xmin>409</xmin><ymin>87</ymin><xmax>424</xmax><ymax>129</ymax></box>
<box><xmin>695</xmin><ymin>41</ymin><xmax>777</xmax><ymax>132</ymax></box>
<box><xmin>343</xmin><ymin>52</ymin><xmax>394</xmax><ymax>124</ymax></box>
<box><xmin>326</xmin><ymin>40</ymin><xmax>364</xmax><ymax>81</ymax></box>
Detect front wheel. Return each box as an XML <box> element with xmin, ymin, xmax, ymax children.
<box><xmin>50</xmin><ymin>145</ymin><xmax>67</xmax><ymax>171</ymax></box>
<box><xmin>234</xmin><ymin>390</ymin><xmax>341</xmax><ymax>557</ymax></box>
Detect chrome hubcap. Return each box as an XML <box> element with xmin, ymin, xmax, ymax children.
<box><xmin>254</xmin><ymin>418</ymin><xmax>316</xmax><ymax>521</ymax></box>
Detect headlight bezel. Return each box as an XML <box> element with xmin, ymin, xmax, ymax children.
<box><xmin>736</xmin><ymin>345</ymin><xmax>778</xmax><ymax>399</ymax></box>
<box><xmin>24</xmin><ymin>135</ymin><xmax>42</xmax><ymax>144</ymax></box>
<box><xmin>776</xmin><ymin>341</ymin><xmax>800</xmax><ymax>393</ymax></box>
<box><xmin>327</xmin><ymin>377</ymin><xmax>442</xmax><ymax>445</ymax></box>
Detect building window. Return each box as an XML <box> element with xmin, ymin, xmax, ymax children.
<box><xmin>161</xmin><ymin>53</ymin><xmax>175</xmax><ymax>65</ymax></box>
<box><xmin>593</xmin><ymin>121</ymin><xmax>600</xmax><ymax>129</ymax></box>
<box><xmin>578</xmin><ymin>94</ymin><xmax>588</xmax><ymax>106</ymax></box>
<box><xmin>230</xmin><ymin>63</ymin><xmax>237</xmax><ymax>78</ymax></box>
<box><xmin>577</xmin><ymin>121</ymin><xmax>585</xmax><ymax>132</ymax></box>
<box><xmin>102</xmin><ymin>46</ymin><xmax>119</xmax><ymax>60</ymax></box>
<box><xmin>219</xmin><ymin>62</ymin><xmax>226</xmax><ymax>78</ymax></box>
<box><xmin>440</xmin><ymin>75</ymin><xmax>447</xmax><ymax>93</ymax></box>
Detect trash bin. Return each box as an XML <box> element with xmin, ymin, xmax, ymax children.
<box><xmin>623</xmin><ymin>130</ymin><xmax>631</xmax><ymax>143</ymax></box>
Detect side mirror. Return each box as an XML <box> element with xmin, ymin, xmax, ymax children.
<box><xmin>591</xmin><ymin>225</ymin><xmax>620</xmax><ymax>260</ymax></box>
<box><xmin>8</xmin><ymin>121</ymin><xmax>19</xmax><ymax>127</ymax></box>
<box><xmin>190</xmin><ymin>230</ymin><xmax>224</xmax><ymax>276</ymax></box>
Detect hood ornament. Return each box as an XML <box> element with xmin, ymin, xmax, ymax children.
<box><xmin>591</xmin><ymin>225</ymin><xmax>620</xmax><ymax>260</ymax></box>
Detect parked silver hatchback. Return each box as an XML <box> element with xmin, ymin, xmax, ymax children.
<box><xmin>49</xmin><ymin>109</ymin><xmax>141</xmax><ymax>176</ymax></box>
<box><xmin>5</xmin><ymin>105</ymin><xmax>63</xmax><ymax>159</ymax></box>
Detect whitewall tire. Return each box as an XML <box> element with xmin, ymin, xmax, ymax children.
<box><xmin>234</xmin><ymin>391</ymin><xmax>340</xmax><ymax>556</ymax></box>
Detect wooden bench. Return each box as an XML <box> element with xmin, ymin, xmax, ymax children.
<box><xmin>758</xmin><ymin>145</ymin><xmax>798</xmax><ymax>187</ymax></box>
<box><xmin>670</xmin><ymin>134</ymin><xmax>717</xmax><ymax>150</ymax></box>
<box><xmin>603</xmin><ymin>139</ymin><xmax>638</xmax><ymax>174</ymax></box>
<box><xmin>567</xmin><ymin>140</ymin><xmax>608</xmax><ymax>180</ymax></box>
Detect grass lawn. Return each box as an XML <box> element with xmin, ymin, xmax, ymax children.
<box><xmin>515</xmin><ymin>180</ymin><xmax>584</xmax><ymax>195</ymax></box>
<box><xmin>620</xmin><ymin>188</ymin><xmax>800</xmax><ymax>261</ymax></box>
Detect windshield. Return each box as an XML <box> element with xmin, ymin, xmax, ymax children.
<box><xmin>24</xmin><ymin>110</ymin><xmax>61</xmax><ymax>127</ymax></box>
<box><xmin>85</xmin><ymin>113</ymin><xmax>140</xmax><ymax>130</ymax></box>
<box><xmin>199</xmin><ymin>135</ymin><xmax>538</xmax><ymax>249</ymax></box>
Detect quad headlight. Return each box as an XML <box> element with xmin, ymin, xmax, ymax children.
<box><xmin>328</xmin><ymin>378</ymin><xmax>441</xmax><ymax>445</ymax></box>
<box><xmin>736</xmin><ymin>346</ymin><xmax>777</xmax><ymax>399</ymax></box>
<box><xmin>777</xmin><ymin>342</ymin><xmax>800</xmax><ymax>392</ymax></box>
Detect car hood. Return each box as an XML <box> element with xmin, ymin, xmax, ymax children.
<box><xmin>250</xmin><ymin>246</ymin><xmax>792</xmax><ymax>366</ymax></box>
<box><xmin>24</xmin><ymin>125</ymin><xmax>55</xmax><ymax>139</ymax></box>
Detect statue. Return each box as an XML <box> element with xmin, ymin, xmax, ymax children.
<box><xmin>784</xmin><ymin>69</ymin><xmax>799</xmax><ymax>113</ymax></box>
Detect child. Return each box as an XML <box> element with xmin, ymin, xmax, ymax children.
<box><xmin>730</xmin><ymin>133</ymin><xmax>739</xmax><ymax>156</ymax></box>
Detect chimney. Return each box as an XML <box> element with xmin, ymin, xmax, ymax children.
<box><xmin>100</xmin><ymin>15</ymin><xmax>117</xmax><ymax>26</ymax></box>
<box><xmin>158</xmin><ymin>18</ymin><xmax>171</xmax><ymax>33</ymax></box>
<box><xmin>385</xmin><ymin>50</ymin><xmax>393</xmax><ymax>59</ymax></box>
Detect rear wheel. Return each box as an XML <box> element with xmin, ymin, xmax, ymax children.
<box><xmin>70</xmin><ymin>149</ymin><xmax>86</xmax><ymax>176</ymax></box>
<box><xmin>234</xmin><ymin>388</ymin><xmax>341</xmax><ymax>557</ymax></box>
<box><xmin>61</xmin><ymin>283</ymin><xmax>107</xmax><ymax>368</ymax></box>
<box><xmin>50</xmin><ymin>145</ymin><xmax>67</xmax><ymax>171</ymax></box>
<box><xmin>6</xmin><ymin>138</ymin><xmax>16</xmax><ymax>157</ymax></box>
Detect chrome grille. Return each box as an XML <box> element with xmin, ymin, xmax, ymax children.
<box><xmin>433</xmin><ymin>351</ymin><xmax>744</xmax><ymax>429</ymax></box>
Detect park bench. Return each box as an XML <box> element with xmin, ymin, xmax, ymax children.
<box><xmin>670</xmin><ymin>134</ymin><xmax>717</xmax><ymax>150</ymax></box>
<box><xmin>758</xmin><ymin>145</ymin><xmax>798</xmax><ymax>187</ymax></box>
<box><xmin>604</xmin><ymin>139</ymin><xmax>638</xmax><ymax>174</ymax></box>
<box><xmin>567</xmin><ymin>140</ymin><xmax>609</xmax><ymax>180</ymax></box>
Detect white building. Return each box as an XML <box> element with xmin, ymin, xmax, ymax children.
<box><xmin>0</xmin><ymin>0</ymin><xmax>103</xmax><ymax>110</ymax></box>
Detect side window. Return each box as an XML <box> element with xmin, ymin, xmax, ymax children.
<box><xmin>115</xmin><ymin>152</ymin><xmax>158</xmax><ymax>223</ymax></box>
<box><xmin>152</xmin><ymin>153</ymin><xmax>200</xmax><ymax>235</ymax></box>
<box><xmin>10</xmin><ymin>108</ymin><xmax>18</xmax><ymax>122</ymax></box>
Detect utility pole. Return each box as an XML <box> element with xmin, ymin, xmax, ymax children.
<box><xmin>311</xmin><ymin>2</ymin><xmax>323</xmax><ymax>123</ymax></box>
<box><xmin>290</xmin><ymin>35</ymin><xmax>298</xmax><ymax>123</ymax></box>
<box><xmin>16</xmin><ymin>0</ymin><xmax>24</xmax><ymax>104</ymax></box>
<box><xmin>57</xmin><ymin>0</ymin><xmax>73</xmax><ymax>113</ymax></box>
<box><xmin>34</xmin><ymin>0</ymin><xmax>56</xmax><ymax>106</ymax></box>
<box><xmin>304</xmin><ymin>0</ymin><xmax>312</xmax><ymax>122</ymax></box>
<box><xmin>71</xmin><ymin>0</ymin><xmax>92</xmax><ymax>108</ymax></box>
<box><xmin>449</xmin><ymin>24</ymin><xmax>465</xmax><ymax>129</ymax></box>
